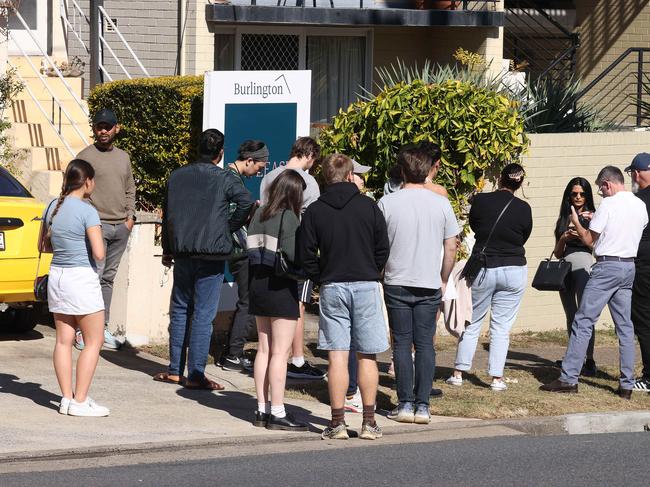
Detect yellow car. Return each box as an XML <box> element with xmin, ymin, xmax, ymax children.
<box><xmin>0</xmin><ymin>166</ymin><xmax>50</xmax><ymax>332</ymax></box>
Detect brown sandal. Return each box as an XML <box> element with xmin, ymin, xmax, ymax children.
<box><xmin>183</xmin><ymin>376</ymin><xmax>225</xmax><ymax>391</ymax></box>
<box><xmin>153</xmin><ymin>372</ymin><xmax>183</xmax><ymax>385</ymax></box>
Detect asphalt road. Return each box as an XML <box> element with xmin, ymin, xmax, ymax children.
<box><xmin>3</xmin><ymin>432</ymin><xmax>649</xmax><ymax>487</ymax></box>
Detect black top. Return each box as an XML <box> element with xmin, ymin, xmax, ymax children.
<box><xmin>636</xmin><ymin>186</ymin><xmax>650</xmax><ymax>264</ymax></box>
<box><xmin>563</xmin><ymin>236</ymin><xmax>592</xmax><ymax>257</ymax></box>
<box><xmin>469</xmin><ymin>190</ymin><xmax>533</xmax><ymax>268</ymax></box>
<box><xmin>162</xmin><ymin>156</ymin><xmax>254</xmax><ymax>257</ymax></box>
<box><xmin>300</xmin><ymin>182</ymin><xmax>390</xmax><ymax>284</ymax></box>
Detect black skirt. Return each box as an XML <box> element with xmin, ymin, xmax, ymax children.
<box><xmin>249</xmin><ymin>264</ymin><xmax>300</xmax><ymax>319</ymax></box>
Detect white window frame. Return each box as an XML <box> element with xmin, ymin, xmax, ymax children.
<box><xmin>213</xmin><ymin>25</ymin><xmax>374</xmax><ymax>93</ymax></box>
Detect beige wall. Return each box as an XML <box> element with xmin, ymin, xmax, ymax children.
<box><xmin>575</xmin><ymin>0</ymin><xmax>650</xmax><ymax>126</ymax></box>
<box><xmin>183</xmin><ymin>0</ymin><xmax>216</xmax><ymax>76</ymax></box>
<box><xmin>513</xmin><ymin>131</ymin><xmax>650</xmax><ymax>332</ymax></box>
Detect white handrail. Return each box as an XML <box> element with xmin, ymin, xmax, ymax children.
<box><xmin>99</xmin><ymin>33</ymin><xmax>132</xmax><ymax>79</ymax></box>
<box><xmin>98</xmin><ymin>63</ymin><xmax>114</xmax><ymax>82</ymax></box>
<box><xmin>8</xmin><ymin>30</ymin><xmax>88</xmax><ymax>146</ymax></box>
<box><xmin>61</xmin><ymin>10</ymin><xmax>89</xmax><ymax>53</ymax></box>
<box><xmin>8</xmin><ymin>61</ymin><xmax>76</xmax><ymax>159</ymax></box>
<box><xmin>98</xmin><ymin>6</ymin><xmax>151</xmax><ymax>77</ymax></box>
<box><xmin>11</xmin><ymin>9</ymin><xmax>89</xmax><ymax>117</ymax></box>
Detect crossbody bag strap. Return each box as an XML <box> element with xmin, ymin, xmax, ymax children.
<box><xmin>480</xmin><ymin>195</ymin><xmax>515</xmax><ymax>253</ymax></box>
<box><xmin>277</xmin><ymin>209</ymin><xmax>286</xmax><ymax>251</ymax></box>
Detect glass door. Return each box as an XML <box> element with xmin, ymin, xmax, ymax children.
<box><xmin>8</xmin><ymin>0</ymin><xmax>49</xmax><ymax>56</ymax></box>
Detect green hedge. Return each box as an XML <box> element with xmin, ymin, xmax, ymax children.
<box><xmin>87</xmin><ymin>76</ymin><xmax>204</xmax><ymax>208</ymax></box>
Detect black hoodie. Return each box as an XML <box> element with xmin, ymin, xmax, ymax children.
<box><xmin>300</xmin><ymin>182</ymin><xmax>390</xmax><ymax>284</ymax></box>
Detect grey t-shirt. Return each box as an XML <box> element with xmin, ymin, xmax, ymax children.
<box><xmin>259</xmin><ymin>165</ymin><xmax>320</xmax><ymax>213</ymax></box>
<box><xmin>378</xmin><ymin>188</ymin><xmax>460</xmax><ymax>289</ymax></box>
<box><xmin>45</xmin><ymin>197</ymin><xmax>101</xmax><ymax>268</ymax></box>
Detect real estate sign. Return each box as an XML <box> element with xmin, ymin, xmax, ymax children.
<box><xmin>203</xmin><ymin>70</ymin><xmax>312</xmax><ymax>199</ymax></box>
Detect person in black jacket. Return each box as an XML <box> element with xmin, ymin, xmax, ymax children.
<box><xmin>300</xmin><ymin>153</ymin><xmax>390</xmax><ymax>441</ymax></box>
<box><xmin>155</xmin><ymin>129</ymin><xmax>253</xmax><ymax>390</ymax></box>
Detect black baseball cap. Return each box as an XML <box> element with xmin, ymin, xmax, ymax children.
<box><xmin>625</xmin><ymin>152</ymin><xmax>650</xmax><ymax>172</ymax></box>
<box><xmin>92</xmin><ymin>108</ymin><xmax>118</xmax><ymax>127</ymax></box>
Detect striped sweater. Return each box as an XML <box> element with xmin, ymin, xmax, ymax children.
<box><xmin>247</xmin><ymin>208</ymin><xmax>300</xmax><ymax>267</ymax></box>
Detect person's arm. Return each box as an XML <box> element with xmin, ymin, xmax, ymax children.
<box><xmin>161</xmin><ymin>181</ymin><xmax>173</xmax><ymax>267</ymax></box>
<box><xmin>225</xmin><ymin>173</ymin><xmax>254</xmax><ymax>232</ymax></box>
<box><xmin>373</xmin><ymin>204</ymin><xmax>390</xmax><ymax>272</ymax></box>
<box><xmin>571</xmin><ymin>206</ymin><xmax>600</xmax><ymax>248</ymax></box>
<box><xmin>280</xmin><ymin>212</ymin><xmax>300</xmax><ymax>264</ymax></box>
<box><xmin>125</xmin><ymin>157</ymin><xmax>136</xmax><ymax>230</ymax></box>
<box><xmin>87</xmin><ymin>225</ymin><xmax>105</xmax><ymax>262</ymax></box>
<box><xmin>441</xmin><ymin>237</ymin><xmax>457</xmax><ymax>286</ymax></box>
<box><xmin>298</xmin><ymin>208</ymin><xmax>321</xmax><ymax>282</ymax></box>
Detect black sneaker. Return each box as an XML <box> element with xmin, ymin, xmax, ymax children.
<box><xmin>632</xmin><ymin>377</ymin><xmax>650</xmax><ymax>392</ymax></box>
<box><xmin>266</xmin><ymin>413</ymin><xmax>309</xmax><ymax>431</ymax></box>
<box><xmin>220</xmin><ymin>355</ymin><xmax>253</xmax><ymax>372</ymax></box>
<box><xmin>287</xmin><ymin>361</ymin><xmax>327</xmax><ymax>380</ymax></box>
<box><xmin>253</xmin><ymin>411</ymin><xmax>270</xmax><ymax>428</ymax></box>
<box><xmin>581</xmin><ymin>359</ymin><xmax>597</xmax><ymax>377</ymax></box>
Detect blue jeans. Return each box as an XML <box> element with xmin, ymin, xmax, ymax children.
<box><xmin>168</xmin><ymin>257</ymin><xmax>225</xmax><ymax>381</ymax></box>
<box><xmin>560</xmin><ymin>261</ymin><xmax>636</xmax><ymax>389</ymax></box>
<box><xmin>384</xmin><ymin>285</ymin><xmax>442</xmax><ymax>406</ymax></box>
<box><xmin>454</xmin><ymin>266</ymin><xmax>527</xmax><ymax>377</ymax></box>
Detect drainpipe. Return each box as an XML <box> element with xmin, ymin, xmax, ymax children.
<box><xmin>176</xmin><ymin>0</ymin><xmax>186</xmax><ymax>76</ymax></box>
<box><xmin>89</xmin><ymin>0</ymin><xmax>104</xmax><ymax>88</ymax></box>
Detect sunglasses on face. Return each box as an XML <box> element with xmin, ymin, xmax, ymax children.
<box><xmin>570</xmin><ymin>191</ymin><xmax>586</xmax><ymax>197</ymax></box>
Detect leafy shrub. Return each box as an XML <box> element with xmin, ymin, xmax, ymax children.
<box><xmin>0</xmin><ymin>69</ymin><xmax>25</xmax><ymax>176</ymax></box>
<box><xmin>319</xmin><ymin>78</ymin><xmax>528</xmax><ymax>217</ymax></box>
<box><xmin>87</xmin><ymin>76</ymin><xmax>203</xmax><ymax>207</ymax></box>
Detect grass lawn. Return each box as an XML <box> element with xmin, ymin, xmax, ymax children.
<box><xmin>140</xmin><ymin>327</ymin><xmax>650</xmax><ymax>420</ymax></box>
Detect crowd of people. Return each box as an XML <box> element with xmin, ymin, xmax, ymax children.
<box><xmin>42</xmin><ymin>108</ymin><xmax>650</xmax><ymax>437</ymax></box>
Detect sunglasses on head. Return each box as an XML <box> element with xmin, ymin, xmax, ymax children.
<box><xmin>570</xmin><ymin>191</ymin><xmax>586</xmax><ymax>197</ymax></box>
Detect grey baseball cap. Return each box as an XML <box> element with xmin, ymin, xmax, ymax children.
<box><xmin>351</xmin><ymin>159</ymin><xmax>371</xmax><ymax>174</ymax></box>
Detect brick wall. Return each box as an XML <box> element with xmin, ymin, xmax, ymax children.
<box><xmin>508</xmin><ymin>131</ymin><xmax>650</xmax><ymax>332</ymax></box>
<box><xmin>575</xmin><ymin>0</ymin><xmax>650</xmax><ymax>127</ymax></box>
<box><xmin>66</xmin><ymin>0</ymin><xmax>179</xmax><ymax>94</ymax></box>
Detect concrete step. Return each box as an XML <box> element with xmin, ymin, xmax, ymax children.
<box><xmin>9</xmin><ymin>98</ymin><xmax>89</xmax><ymax>125</ymax></box>
<box><xmin>7</xmin><ymin>56</ymin><xmax>53</xmax><ymax>76</ymax></box>
<box><xmin>13</xmin><ymin>76</ymin><xmax>85</xmax><ymax>102</ymax></box>
<box><xmin>10</xmin><ymin>122</ymin><xmax>92</xmax><ymax>149</ymax></box>
<box><xmin>30</xmin><ymin>145</ymin><xmax>88</xmax><ymax>172</ymax></box>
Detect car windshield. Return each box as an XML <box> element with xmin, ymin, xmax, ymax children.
<box><xmin>0</xmin><ymin>167</ymin><xmax>31</xmax><ymax>198</ymax></box>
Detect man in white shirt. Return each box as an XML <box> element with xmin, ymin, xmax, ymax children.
<box><xmin>541</xmin><ymin>166</ymin><xmax>648</xmax><ymax>399</ymax></box>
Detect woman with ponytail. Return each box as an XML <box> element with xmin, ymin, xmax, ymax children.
<box><xmin>45</xmin><ymin>159</ymin><xmax>109</xmax><ymax>416</ymax></box>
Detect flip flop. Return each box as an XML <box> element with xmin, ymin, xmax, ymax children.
<box><xmin>153</xmin><ymin>372</ymin><xmax>183</xmax><ymax>385</ymax></box>
<box><xmin>183</xmin><ymin>377</ymin><xmax>225</xmax><ymax>391</ymax></box>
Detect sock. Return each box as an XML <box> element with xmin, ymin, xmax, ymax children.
<box><xmin>292</xmin><ymin>356</ymin><xmax>305</xmax><ymax>368</ymax></box>
<box><xmin>331</xmin><ymin>407</ymin><xmax>345</xmax><ymax>427</ymax></box>
<box><xmin>271</xmin><ymin>404</ymin><xmax>286</xmax><ymax>418</ymax></box>
<box><xmin>258</xmin><ymin>402</ymin><xmax>270</xmax><ymax>414</ymax></box>
<box><xmin>362</xmin><ymin>405</ymin><xmax>376</xmax><ymax>426</ymax></box>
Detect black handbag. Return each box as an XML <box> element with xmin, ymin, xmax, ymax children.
<box><xmin>461</xmin><ymin>196</ymin><xmax>515</xmax><ymax>285</ymax></box>
<box><xmin>532</xmin><ymin>252</ymin><xmax>572</xmax><ymax>291</ymax></box>
<box><xmin>274</xmin><ymin>210</ymin><xmax>304</xmax><ymax>281</ymax></box>
<box><xmin>34</xmin><ymin>200</ymin><xmax>55</xmax><ymax>302</ymax></box>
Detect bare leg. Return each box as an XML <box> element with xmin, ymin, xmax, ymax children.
<box><xmin>254</xmin><ymin>316</ymin><xmax>272</xmax><ymax>405</ymax></box>
<box><xmin>269</xmin><ymin>317</ymin><xmax>297</xmax><ymax>406</ymax></box>
<box><xmin>291</xmin><ymin>302</ymin><xmax>305</xmax><ymax>360</ymax></box>
<box><xmin>328</xmin><ymin>350</ymin><xmax>350</xmax><ymax>410</ymax></box>
<box><xmin>74</xmin><ymin>310</ymin><xmax>105</xmax><ymax>402</ymax></box>
<box><xmin>357</xmin><ymin>352</ymin><xmax>379</xmax><ymax>407</ymax></box>
<box><xmin>53</xmin><ymin>313</ymin><xmax>77</xmax><ymax>399</ymax></box>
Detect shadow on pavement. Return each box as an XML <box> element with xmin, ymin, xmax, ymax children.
<box><xmin>176</xmin><ymin>388</ymin><xmax>329</xmax><ymax>433</ymax></box>
<box><xmin>0</xmin><ymin>329</ymin><xmax>44</xmax><ymax>342</ymax></box>
<box><xmin>0</xmin><ymin>373</ymin><xmax>60</xmax><ymax>412</ymax></box>
<box><xmin>99</xmin><ymin>348</ymin><xmax>166</xmax><ymax>378</ymax></box>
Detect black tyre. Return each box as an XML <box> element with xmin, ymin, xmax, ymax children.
<box><xmin>1</xmin><ymin>306</ymin><xmax>39</xmax><ymax>333</ymax></box>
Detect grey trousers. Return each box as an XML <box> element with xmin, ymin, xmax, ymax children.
<box><xmin>560</xmin><ymin>261</ymin><xmax>636</xmax><ymax>389</ymax></box>
<box><xmin>558</xmin><ymin>251</ymin><xmax>595</xmax><ymax>359</ymax></box>
<box><xmin>96</xmin><ymin>222</ymin><xmax>131</xmax><ymax>324</ymax></box>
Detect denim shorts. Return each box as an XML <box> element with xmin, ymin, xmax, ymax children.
<box><xmin>318</xmin><ymin>281</ymin><xmax>389</xmax><ymax>354</ymax></box>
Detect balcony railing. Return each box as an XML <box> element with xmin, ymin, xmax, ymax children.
<box><xmin>240</xmin><ymin>0</ymin><xmax>500</xmax><ymax>9</ymax></box>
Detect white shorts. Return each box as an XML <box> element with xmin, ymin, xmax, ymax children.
<box><xmin>48</xmin><ymin>266</ymin><xmax>105</xmax><ymax>316</ymax></box>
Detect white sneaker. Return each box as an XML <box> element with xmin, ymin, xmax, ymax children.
<box><xmin>446</xmin><ymin>375</ymin><xmax>463</xmax><ymax>386</ymax></box>
<box><xmin>491</xmin><ymin>378</ymin><xmax>507</xmax><ymax>391</ymax></box>
<box><xmin>59</xmin><ymin>397</ymin><xmax>71</xmax><ymax>415</ymax></box>
<box><xmin>344</xmin><ymin>389</ymin><xmax>362</xmax><ymax>413</ymax></box>
<box><xmin>67</xmin><ymin>397</ymin><xmax>110</xmax><ymax>417</ymax></box>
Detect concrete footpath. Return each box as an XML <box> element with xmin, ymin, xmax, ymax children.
<box><xmin>2</xmin><ymin>325</ymin><xmax>650</xmax><ymax>463</ymax></box>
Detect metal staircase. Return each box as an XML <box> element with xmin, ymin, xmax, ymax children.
<box><xmin>504</xmin><ymin>0</ymin><xmax>579</xmax><ymax>84</ymax></box>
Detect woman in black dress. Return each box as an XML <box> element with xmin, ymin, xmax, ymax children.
<box><xmin>247</xmin><ymin>170</ymin><xmax>308</xmax><ymax>432</ymax></box>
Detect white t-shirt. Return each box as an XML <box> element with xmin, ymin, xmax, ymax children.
<box><xmin>590</xmin><ymin>191</ymin><xmax>648</xmax><ymax>258</ymax></box>
<box><xmin>378</xmin><ymin>188</ymin><xmax>460</xmax><ymax>289</ymax></box>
